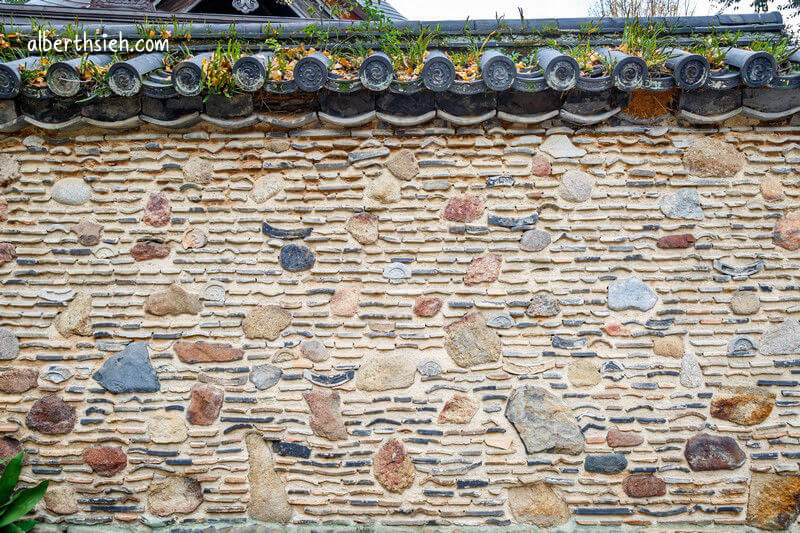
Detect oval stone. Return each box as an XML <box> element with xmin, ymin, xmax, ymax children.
<box><xmin>374</xmin><ymin>439</ymin><xmax>415</xmax><ymax>493</ymax></box>
<box><xmin>520</xmin><ymin>229</ymin><xmax>551</xmax><ymax>252</ymax></box>
<box><xmin>83</xmin><ymin>446</ymin><xmax>127</xmax><ymax>477</ymax></box>
<box><xmin>26</xmin><ymin>395</ymin><xmax>76</xmax><ymax>434</ymax></box>
<box><xmin>584</xmin><ymin>453</ymin><xmax>628</xmax><ymax>474</ymax></box>
<box><xmin>684</xmin><ymin>433</ymin><xmax>745</xmax><ymax>471</ymax></box>
<box><xmin>623</xmin><ymin>474</ymin><xmax>666</xmax><ymax>498</ymax></box>
<box><xmin>279</xmin><ymin>244</ymin><xmax>315</xmax><ymax>272</ymax></box>
<box><xmin>558</xmin><ymin>170</ymin><xmax>592</xmax><ymax>203</ymax></box>
<box><xmin>51</xmin><ymin>178</ymin><xmax>90</xmax><ymax>205</ymax></box>
<box><xmin>0</xmin><ymin>367</ymin><xmax>38</xmax><ymax>393</ymax></box>
<box><xmin>730</xmin><ymin>291</ymin><xmax>760</xmax><ymax>315</ymax></box>
<box><xmin>249</xmin><ymin>364</ymin><xmax>282</xmax><ymax>390</ymax></box>
<box><xmin>710</xmin><ymin>386</ymin><xmax>774</xmax><ymax>426</ymax></box>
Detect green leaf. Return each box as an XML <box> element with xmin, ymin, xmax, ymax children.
<box><xmin>1</xmin><ymin>519</ymin><xmax>35</xmax><ymax>533</ymax></box>
<box><xmin>0</xmin><ymin>481</ymin><xmax>48</xmax><ymax>528</ymax></box>
<box><xmin>0</xmin><ymin>453</ymin><xmax>23</xmax><ymax>504</ymax></box>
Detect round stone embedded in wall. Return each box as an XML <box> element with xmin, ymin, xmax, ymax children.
<box><xmin>417</xmin><ymin>359</ymin><xmax>442</xmax><ymax>378</ymax></box>
<box><xmin>279</xmin><ymin>244</ymin><xmax>315</xmax><ymax>272</ymax></box>
<box><xmin>558</xmin><ymin>170</ymin><xmax>593</xmax><ymax>203</ymax></box>
<box><xmin>531</xmin><ymin>155</ymin><xmax>552</xmax><ymax>177</ymax></box>
<box><xmin>51</xmin><ymin>178</ymin><xmax>91</xmax><ymax>205</ymax></box>
<box><xmin>250</xmin><ymin>364</ymin><xmax>282</xmax><ymax>390</ymax></box>
<box><xmin>683</xmin><ymin>138</ymin><xmax>745</xmax><ymax>178</ymax></box>
<box><xmin>345</xmin><ymin>213</ymin><xmax>379</xmax><ymax>244</ymax></box>
<box><xmin>26</xmin><ymin>395</ymin><xmax>76</xmax><ymax>434</ymax></box>
<box><xmin>526</xmin><ymin>292</ymin><xmax>561</xmax><ymax>317</ymax></box>
<box><xmin>300</xmin><ymin>340</ymin><xmax>328</xmax><ymax>362</ymax></box>
<box><xmin>730</xmin><ymin>291</ymin><xmax>760</xmax><ymax>315</ymax></box>
<box><xmin>660</xmin><ymin>188</ymin><xmax>703</xmax><ymax>220</ymax></box>
<box><xmin>520</xmin><ymin>230</ymin><xmax>551</xmax><ymax>252</ymax></box>
<box><xmin>182</xmin><ymin>228</ymin><xmax>207</xmax><ymax>250</ymax></box>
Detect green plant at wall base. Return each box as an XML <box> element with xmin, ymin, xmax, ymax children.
<box><xmin>0</xmin><ymin>452</ymin><xmax>48</xmax><ymax>532</ymax></box>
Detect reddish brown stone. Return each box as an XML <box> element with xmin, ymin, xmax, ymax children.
<box><xmin>623</xmin><ymin>474</ymin><xmax>666</xmax><ymax>498</ymax></box>
<box><xmin>0</xmin><ymin>198</ymin><xmax>7</xmax><ymax>222</ymax></box>
<box><xmin>0</xmin><ymin>242</ymin><xmax>16</xmax><ymax>265</ymax></box>
<box><xmin>83</xmin><ymin>446</ymin><xmax>127</xmax><ymax>477</ymax></box>
<box><xmin>143</xmin><ymin>193</ymin><xmax>171</xmax><ymax>227</ymax></box>
<box><xmin>0</xmin><ymin>367</ymin><xmax>37</xmax><ymax>393</ymax></box>
<box><xmin>174</xmin><ymin>341</ymin><xmax>244</xmax><ymax>363</ymax></box>
<box><xmin>26</xmin><ymin>395</ymin><xmax>76</xmax><ymax>434</ymax></box>
<box><xmin>374</xmin><ymin>438</ymin><xmax>415</xmax><ymax>493</ymax></box>
<box><xmin>303</xmin><ymin>390</ymin><xmax>347</xmax><ymax>441</ymax></box>
<box><xmin>443</xmin><ymin>194</ymin><xmax>484</xmax><ymax>223</ymax></box>
<box><xmin>186</xmin><ymin>384</ymin><xmax>223</xmax><ymax>426</ymax></box>
<box><xmin>684</xmin><ymin>433</ymin><xmax>745</xmax><ymax>471</ymax></box>
<box><xmin>438</xmin><ymin>394</ymin><xmax>478</xmax><ymax>424</ymax></box>
<box><xmin>464</xmin><ymin>254</ymin><xmax>502</xmax><ymax>285</ymax></box>
<box><xmin>71</xmin><ymin>219</ymin><xmax>102</xmax><ymax>246</ymax></box>
<box><xmin>607</xmin><ymin>428</ymin><xmax>643</xmax><ymax>448</ymax></box>
<box><xmin>414</xmin><ymin>296</ymin><xmax>442</xmax><ymax>317</ymax></box>
<box><xmin>531</xmin><ymin>155</ymin><xmax>552</xmax><ymax>177</ymax></box>
<box><xmin>130</xmin><ymin>240</ymin><xmax>170</xmax><ymax>261</ymax></box>
<box><xmin>0</xmin><ymin>436</ymin><xmax>20</xmax><ymax>462</ymax></box>
<box><xmin>602</xmin><ymin>323</ymin><xmax>631</xmax><ymax>336</ymax></box>
<box><xmin>773</xmin><ymin>213</ymin><xmax>800</xmax><ymax>251</ymax></box>
<box><xmin>656</xmin><ymin>234</ymin><xmax>696</xmax><ymax>249</ymax></box>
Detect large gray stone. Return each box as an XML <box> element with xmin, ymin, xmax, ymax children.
<box><xmin>92</xmin><ymin>341</ymin><xmax>160</xmax><ymax>393</ymax></box>
<box><xmin>444</xmin><ymin>312</ymin><xmax>502</xmax><ymax>368</ymax></box>
<box><xmin>539</xmin><ymin>134</ymin><xmax>586</xmax><ymax>159</ymax></box>
<box><xmin>660</xmin><ymin>188</ymin><xmax>703</xmax><ymax>220</ymax></box>
<box><xmin>0</xmin><ymin>328</ymin><xmax>18</xmax><ymax>360</ymax></box>
<box><xmin>760</xmin><ymin>318</ymin><xmax>800</xmax><ymax>356</ymax></box>
<box><xmin>51</xmin><ymin>178</ymin><xmax>91</xmax><ymax>205</ymax></box>
<box><xmin>558</xmin><ymin>170</ymin><xmax>593</xmax><ymax>203</ymax></box>
<box><xmin>505</xmin><ymin>386</ymin><xmax>585</xmax><ymax>455</ymax></box>
<box><xmin>249</xmin><ymin>364</ymin><xmax>282</xmax><ymax>390</ymax></box>
<box><xmin>607</xmin><ymin>277</ymin><xmax>658</xmax><ymax>311</ymax></box>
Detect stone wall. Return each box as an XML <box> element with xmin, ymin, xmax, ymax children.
<box><xmin>1</xmin><ymin>119</ymin><xmax>799</xmax><ymax>530</ymax></box>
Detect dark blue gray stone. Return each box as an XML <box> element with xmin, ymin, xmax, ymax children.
<box><xmin>262</xmin><ymin>223</ymin><xmax>313</xmax><ymax>240</ymax></box>
<box><xmin>249</xmin><ymin>364</ymin><xmax>282</xmax><ymax>390</ymax></box>
<box><xmin>303</xmin><ymin>369</ymin><xmax>355</xmax><ymax>387</ymax></box>
<box><xmin>279</xmin><ymin>244</ymin><xmax>315</xmax><ymax>272</ymax></box>
<box><xmin>488</xmin><ymin>214</ymin><xmax>538</xmax><ymax>229</ymax></box>
<box><xmin>552</xmin><ymin>336</ymin><xmax>587</xmax><ymax>349</ymax></box>
<box><xmin>486</xmin><ymin>175</ymin><xmax>515</xmax><ymax>187</ymax></box>
<box><xmin>272</xmin><ymin>440</ymin><xmax>311</xmax><ymax>459</ymax></box>
<box><xmin>585</xmin><ymin>453</ymin><xmax>628</xmax><ymax>474</ymax></box>
<box><xmin>92</xmin><ymin>341</ymin><xmax>160</xmax><ymax>393</ymax></box>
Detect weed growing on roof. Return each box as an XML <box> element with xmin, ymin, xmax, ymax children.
<box><xmin>749</xmin><ymin>35</ymin><xmax>800</xmax><ymax>72</ymax></box>
<box><xmin>618</xmin><ymin>20</ymin><xmax>674</xmax><ymax>74</ymax></box>
<box><xmin>202</xmin><ymin>39</ymin><xmax>244</xmax><ymax>97</ymax></box>
<box><xmin>688</xmin><ymin>29</ymin><xmax>740</xmax><ymax>69</ymax></box>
